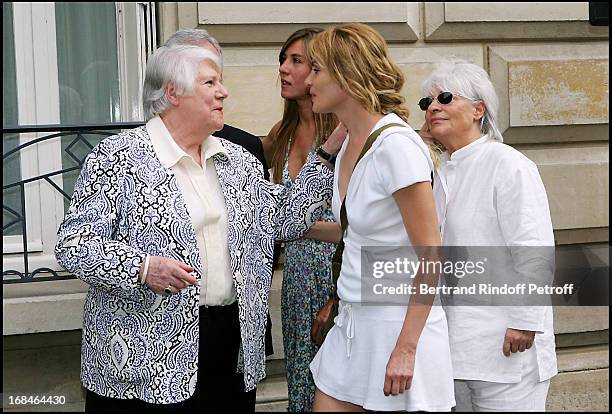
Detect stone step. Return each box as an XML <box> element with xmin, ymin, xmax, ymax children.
<box><xmin>557</xmin><ymin>344</ymin><xmax>609</xmax><ymax>372</ymax></box>
<box><xmin>256</xmin><ymin>373</ymin><xmax>288</xmax><ymax>403</ymax></box>
<box><xmin>255</xmin><ymin>400</ymin><xmax>289</xmax><ymax>412</ymax></box>
<box><xmin>265</xmin><ymin>269</ymin><xmax>285</xmax><ymax>362</ymax></box>
<box><xmin>256</xmin><ymin>269</ymin><xmax>288</xmax><ymax>412</ymax></box>
<box><xmin>255</xmin><ymin>373</ymin><xmax>288</xmax><ymax>412</ymax></box>
<box><xmin>547</xmin><ymin>368</ymin><xmax>609</xmax><ymax>411</ymax></box>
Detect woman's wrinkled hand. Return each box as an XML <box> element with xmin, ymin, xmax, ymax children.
<box><xmin>503</xmin><ymin>328</ymin><xmax>535</xmax><ymax>356</ymax></box>
<box><xmin>144</xmin><ymin>256</ymin><xmax>198</xmax><ymax>296</ymax></box>
<box><xmin>383</xmin><ymin>346</ymin><xmax>416</xmax><ymax>396</ymax></box>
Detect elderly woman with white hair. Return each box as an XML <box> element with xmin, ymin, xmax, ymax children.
<box><xmin>55</xmin><ymin>42</ymin><xmax>345</xmax><ymax>412</ymax></box>
<box><xmin>419</xmin><ymin>60</ymin><xmax>557</xmax><ymax>411</ymax></box>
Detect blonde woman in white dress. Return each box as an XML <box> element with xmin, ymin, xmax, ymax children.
<box><xmin>304</xmin><ymin>23</ymin><xmax>455</xmax><ymax>412</ymax></box>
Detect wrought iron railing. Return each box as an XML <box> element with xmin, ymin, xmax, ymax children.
<box><xmin>3</xmin><ymin>122</ymin><xmax>144</xmax><ymax>284</ymax></box>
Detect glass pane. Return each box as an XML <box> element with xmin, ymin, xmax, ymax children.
<box><xmin>3</xmin><ymin>2</ymin><xmax>23</xmax><ymax>237</ymax></box>
<box><xmin>55</xmin><ymin>2</ymin><xmax>120</xmax><ymax>212</ymax></box>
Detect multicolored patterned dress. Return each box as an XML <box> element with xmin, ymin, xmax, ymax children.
<box><xmin>280</xmin><ymin>139</ymin><xmax>337</xmax><ymax>412</ymax></box>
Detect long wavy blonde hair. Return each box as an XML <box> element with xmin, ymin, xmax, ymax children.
<box><xmin>306</xmin><ymin>23</ymin><xmax>441</xmax><ymax>165</ymax></box>
<box><xmin>269</xmin><ymin>28</ymin><xmax>338</xmax><ymax>184</ymax></box>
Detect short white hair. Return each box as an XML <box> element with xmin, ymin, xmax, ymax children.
<box><xmin>164</xmin><ymin>28</ymin><xmax>222</xmax><ymax>57</ymax></box>
<box><xmin>421</xmin><ymin>60</ymin><xmax>503</xmax><ymax>142</ymax></box>
<box><xmin>142</xmin><ymin>44</ymin><xmax>222</xmax><ymax>120</ymax></box>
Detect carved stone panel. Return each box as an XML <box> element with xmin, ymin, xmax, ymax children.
<box><xmin>488</xmin><ymin>43</ymin><xmax>609</xmax><ymax>144</ymax></box>
<box><xmin>519</xmin><ymin>144</ymin><xmax>609</xmax><ymax>232</ymax></box>
<box><xmin>425</xmin><ymin>2</ymin><xmax>608</xmax><ymax>42</ymax></box>
<box><xmin>180</xmin><ymin>2</ymin><xmax>420</xmax><ymax>43</ymax></box>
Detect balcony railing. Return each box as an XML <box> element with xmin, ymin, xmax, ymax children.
<box><xmin>3</xmin><ymin>122</ymin><xmax>144</xmax><ymax>284</ymax></box>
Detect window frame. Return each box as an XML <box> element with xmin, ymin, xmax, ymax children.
<box><xmin>3</xmin><ymin>2</ymin><xmax>154</xmax><ymax>273</ymax></box>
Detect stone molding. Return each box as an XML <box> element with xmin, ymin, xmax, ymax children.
<box><xmin>488</xmin><ymin>42</ymin><xmax>609</xmax><ymax>143</ymax></box>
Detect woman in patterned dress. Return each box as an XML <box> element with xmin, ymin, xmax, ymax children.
<box><xmin>262</xmin><ymin>28</ymin><xmax>344</xmax><ymax>412</ymax></box>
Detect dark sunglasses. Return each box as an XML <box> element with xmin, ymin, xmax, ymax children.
<box><xmin>418</xmin><ymin>91</ymin><xmax>456</xmax><ymax>111</ymax></box>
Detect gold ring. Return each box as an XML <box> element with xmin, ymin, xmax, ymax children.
<box><xmin>164</xmin><ymin>286</ymin><xmax>173</xmax><ymax>295</ymax></box>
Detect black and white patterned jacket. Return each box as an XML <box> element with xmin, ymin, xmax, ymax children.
<box><xmin>55</xmin><ymin>126</ymin><xmax>333</xmax><ymax>404</ymax></box>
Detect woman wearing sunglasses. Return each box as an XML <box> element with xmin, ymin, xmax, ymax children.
<box><xmin>304</xmin><ymin>23</ymin><xmax>455</xmax><ymax>412</ymax></box>
<box><xmin>419</xmin><ymin>60</ymin><xmax>557</xmax><ymax>411</ymax></box>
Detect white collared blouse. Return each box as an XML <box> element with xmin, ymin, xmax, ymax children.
<box><xmin>147</xmin><ymin>116</ymin><xmax>235</xmax><ymax>306</ymax></box>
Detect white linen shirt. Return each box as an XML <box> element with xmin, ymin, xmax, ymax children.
<box><xmin>433</xmin><ymin>134</ymin><xmax>558</xmax><ymax>383</ymax></box>
<box><xmin>147</xmin><ymin>116</ymin><xmax>235</xmax><ymax>306</ymax></box>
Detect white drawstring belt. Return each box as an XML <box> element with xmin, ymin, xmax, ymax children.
<box><xmin>334</xmin><ymin>302</ymin><xmax>354</xmax><ymax>358</ymax></box>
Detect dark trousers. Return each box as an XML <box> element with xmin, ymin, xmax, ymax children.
<box><xmin>85</xmin><ymin>302</ymin><xmax>256</xmax><ymax>412</ymax></box>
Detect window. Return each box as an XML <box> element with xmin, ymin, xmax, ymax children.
<box><xmin>2</xmin><ymin>2</ymin><xmax>155</xmax><ymax>274</ymax></box>
<box><xmin>3</xmin><ymin>3</ymin><xmax>21</xmax><ymax>238</ymax></box>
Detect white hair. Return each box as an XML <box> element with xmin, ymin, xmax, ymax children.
<box><xmin>164</xmin><ymin>28</ymin><xmax>223</xmax><ymax>57</ymax></box>
<box><xmin>142</xmin><ymin>44</ymin><xmax>222</xmax><ymax>120</ymax></box>
<box><xmin>421</xmin><ymin>60</ymin><xmax>503</xmax><ymax>142</ymax></box>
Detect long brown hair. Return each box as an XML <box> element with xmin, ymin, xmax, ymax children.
<box><xmin>269</xmin><ymin>28</ymin><xmax>338</xmax><ymax>184</ymax></box>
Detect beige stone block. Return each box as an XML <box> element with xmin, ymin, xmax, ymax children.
<box><xmin>267</xmin><ymin>269</ymin><xmax>285</xmax><ymax>361</ymax></box>
<box><xmin>194</xmin><ymin>23</ymin><xmax>419</xmax><ymax>46</ymax></box>
<box><xmin>553</xmin><ymin>307</ymin><xmax>609</xmax><ymax>335</ymax></box>
<box><xmin>489</xmin><ymin>43</ymin><xmax>609</xmax><ymax>143</ymax></box>
<box><xmin>256</xmin><ymin>400</ymin><xmax>288</xmax><ymax>412</ymax></box>
<box><xmin>554</xmin><ymin>227</ymin><xmax>609</xmax><ymax>245</ymax></box>
<box><xmin>425</xmin><ymin>2</ymin><xmax>609</xmax><ymax>41</ymax></box>
<box><xmin>555</xmin><ymin>330</ymin><xmax>610</xmax><ymax>348</ymax></box>
<box><xmin>547</xmin><ymin>369</ymin><xmax>609</xmax><ymax>412</ymax></box>
<box><xmin>517</xmin><ymin>144</ymin><xmax>608</xmax><ymax>230</ymax></box>
<box><xmin>508</xmin><ymin>60</ymin><xmax>608</xmax><ymax>127</ymax></box>
<box><xmin>222</xmin><ymin>67</ymin><xmax>283</xmax><ymax>137</ymax></box>
<box><xmin>217</xmin><ymin>47</ymin><xmax>284</xmax><ymax>136</ymax></box>
<box><xmin>445</xmin><ymin>2</ymin><xmax>589</xmax><ymax>22</ymax></box>
<box><xmin>158</xmin><ymin>2</ymin><xmax>179</xmax><ymax>44</ymax></box>
<box><xmin>177</xmin><ymin>2</ymin><xmax>198</xmax><ymax>30</ymax></box>
<box><xmin>3</xmin><ymin>278</ymin><xmax>87</xmax><ymax>300</ymax></box>
<box><xmin>3</xmin><ymin>293</ymin><xmax>86</xmax><ymax>335</ymax></box>
<box><xmin>197</xmin><ymin>2</ymin><xmax>412</xmax><ymax>25</ymax></box>
<box><xmin>255</xmin><ymin>373</ymin><xmax>288</xmax><ymax>404</ymax></box>
<box><xmin>2</xmin><ymin>279</ymin><xmax>88</xmax><ymax>336</ymax></box>
<box><xmin>181</xmin><ymin>2</ymin><xmax>420</xmax><ymax>44</ymax></box>
<box><xmin>556</xmin><ymin>345</ymin><xmax>609</xmax><ymax>373</ymax></box>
